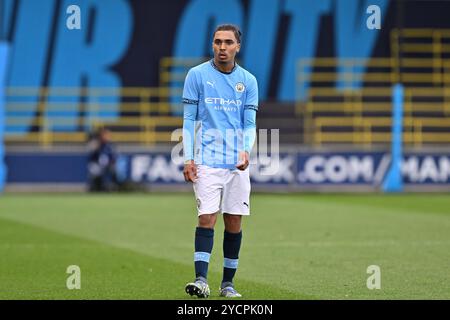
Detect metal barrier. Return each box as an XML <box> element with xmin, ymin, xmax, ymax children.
<box><xmin>297</xmin><ymin>55</ymin><xmax>450</xmax><ymax>146</ymax></box>
<box><xmin>4</xmin><ymin>87</ymin><xmax>182</xmax><ymax>146</ymax></box>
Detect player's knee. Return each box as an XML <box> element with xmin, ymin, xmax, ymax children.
<box><xmin>224</xmin><ymin>214</ymin><xmax>242</xmax><ymax>232</ymax></box>
<box><xmin>198</xmin><ymin>213</ymin><xmax>217</xmax><ymax>228</ymax></box>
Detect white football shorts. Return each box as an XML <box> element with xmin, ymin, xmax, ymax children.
<box><xmin>193</xmin><ymin>165</ymin><xmax>251</xmax><ymax>216</ymax></box>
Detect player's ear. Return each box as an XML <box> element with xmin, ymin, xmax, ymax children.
<box><xmin>236</xmin><ymin>43</ymin><xmax>241</xmax><ymax>53</ymax></box>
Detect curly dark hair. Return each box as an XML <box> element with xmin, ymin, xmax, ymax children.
<box><xmin>213</xmin><ymin>24</ymin><xmax>242</xmax><ymax>43</ymax></box>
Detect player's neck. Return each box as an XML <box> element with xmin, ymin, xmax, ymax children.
<box><xmin>212</xmin><ymin>58</ymin><xmax>236</xmax><ymax>74</ymax></box>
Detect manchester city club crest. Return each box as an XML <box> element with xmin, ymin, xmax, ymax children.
<box><xmin>235</xmin><ymin>82</ymin><xmax>245</xmax><ymax>93</ymax></box>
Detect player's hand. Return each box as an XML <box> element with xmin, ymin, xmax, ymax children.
<box><xmin>183</xmin><ymin>160</ymin><xmax>198</xmax><ymax>182</ymax></box>
<box><xmin>235</xmin><ymin>151</ymin><xmax>249</xmax><ymax>171</ymax></box>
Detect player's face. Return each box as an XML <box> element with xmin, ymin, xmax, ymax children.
<box><xmin>212</xmin><ymin>31</ymin><xmax>240</xmax><ymax>65</ymax></box>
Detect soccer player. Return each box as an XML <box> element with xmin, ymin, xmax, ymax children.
<box><xmin>182</xmin><ymin>24</ymin><xmax>258</xmax><ymax>298</ymax></box>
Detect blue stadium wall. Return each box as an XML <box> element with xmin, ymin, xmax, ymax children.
<box><xmin>5</xmin><ymin>150</ymin><xmax>450</xmax><ymax>192</ymax></box>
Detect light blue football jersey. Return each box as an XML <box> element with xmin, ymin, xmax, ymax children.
<box><xmin>182</xmin><ymin>59</ymin><xmax>259</xmax><ymax>169</ymax></box>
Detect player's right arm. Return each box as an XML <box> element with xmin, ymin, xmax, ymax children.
<box><xmin>182</xmin><ymin>69</ymin><xmax>200</xmax><ymax>182</ymax></box>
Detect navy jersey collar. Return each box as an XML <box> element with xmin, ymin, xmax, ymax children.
<box><xmin>210</xmin><ymin>59</ymin><xmax>238</xmax><ymax>74</ymax></box>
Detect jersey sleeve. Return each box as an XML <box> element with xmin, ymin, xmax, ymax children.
<box><xmin>182</xmin><ymin>69</ymin><xmax>199</xmax><ymax>162</ymax></box>
<box><xmin>243</xmin><ymin>75</ymin><xmax>258</xmax><ymax>154</ymax></box>
<box><xmin>183</xmin><ymin>105</ymin><xmax>197</xmax><ymax>162</ymax></box>
<box><xmin>244</xmin><ymin>75</ymin><xmax>259</xmax><ymax>112</ymax></box>
<box><xmin>243</xmin><ymin>108</ymin><xmax>257</xmax><ymax>154</ymax></box>
<box><xmin>182</xmin><ymin>68</ymin><xmax>200</xmax><ymax>105</ymax></box>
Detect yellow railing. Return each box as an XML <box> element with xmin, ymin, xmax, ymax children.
<box><xmin>299</xmin><ymin>81</ymin><xmax>450</xmax><ymax>145</ymax></box>
<box><xmin>294</xmin><ymin>28</ymin><xmax>450</xmax><ymax>147</ymax></box>
<box><xmin>4</xmin><ymin>87</ymin><xmax>183</xmax><ymax>146</ymax></box>
<box><xmin>159</xmin><ymin>57</ymin><xmax>207</xmax><ymax>87</ymax></box>
<box><xmin>314</xmin><ymin>117</ymin><xmax>450</xmax><ymax>146</ymax></box>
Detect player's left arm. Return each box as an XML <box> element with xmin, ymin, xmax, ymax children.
<box><xmin>236</xmin><ymin>76</ymin><xmax>258</xmax><ymax>170</ymax></box>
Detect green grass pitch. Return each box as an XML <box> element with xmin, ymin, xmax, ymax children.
<box><xmin>0</xmin><ymin>193</ymin><xmax>449</xmax><ymax>299</ymax></box>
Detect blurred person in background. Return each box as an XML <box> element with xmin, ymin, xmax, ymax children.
<box><xmin>87</xmin><ymin>127</ymin><xmax>118</xmax><ymax>192</ymax></box>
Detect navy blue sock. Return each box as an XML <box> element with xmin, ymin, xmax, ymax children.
<box><xmin>222</xmin><ymin>230</ymin><xmax>242</xmax><ymax>285</ymax></box>
<box><xmin>194</xmin><ymin>227</ymin><xmax>214</xmax><ymax>280</ymax></box>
